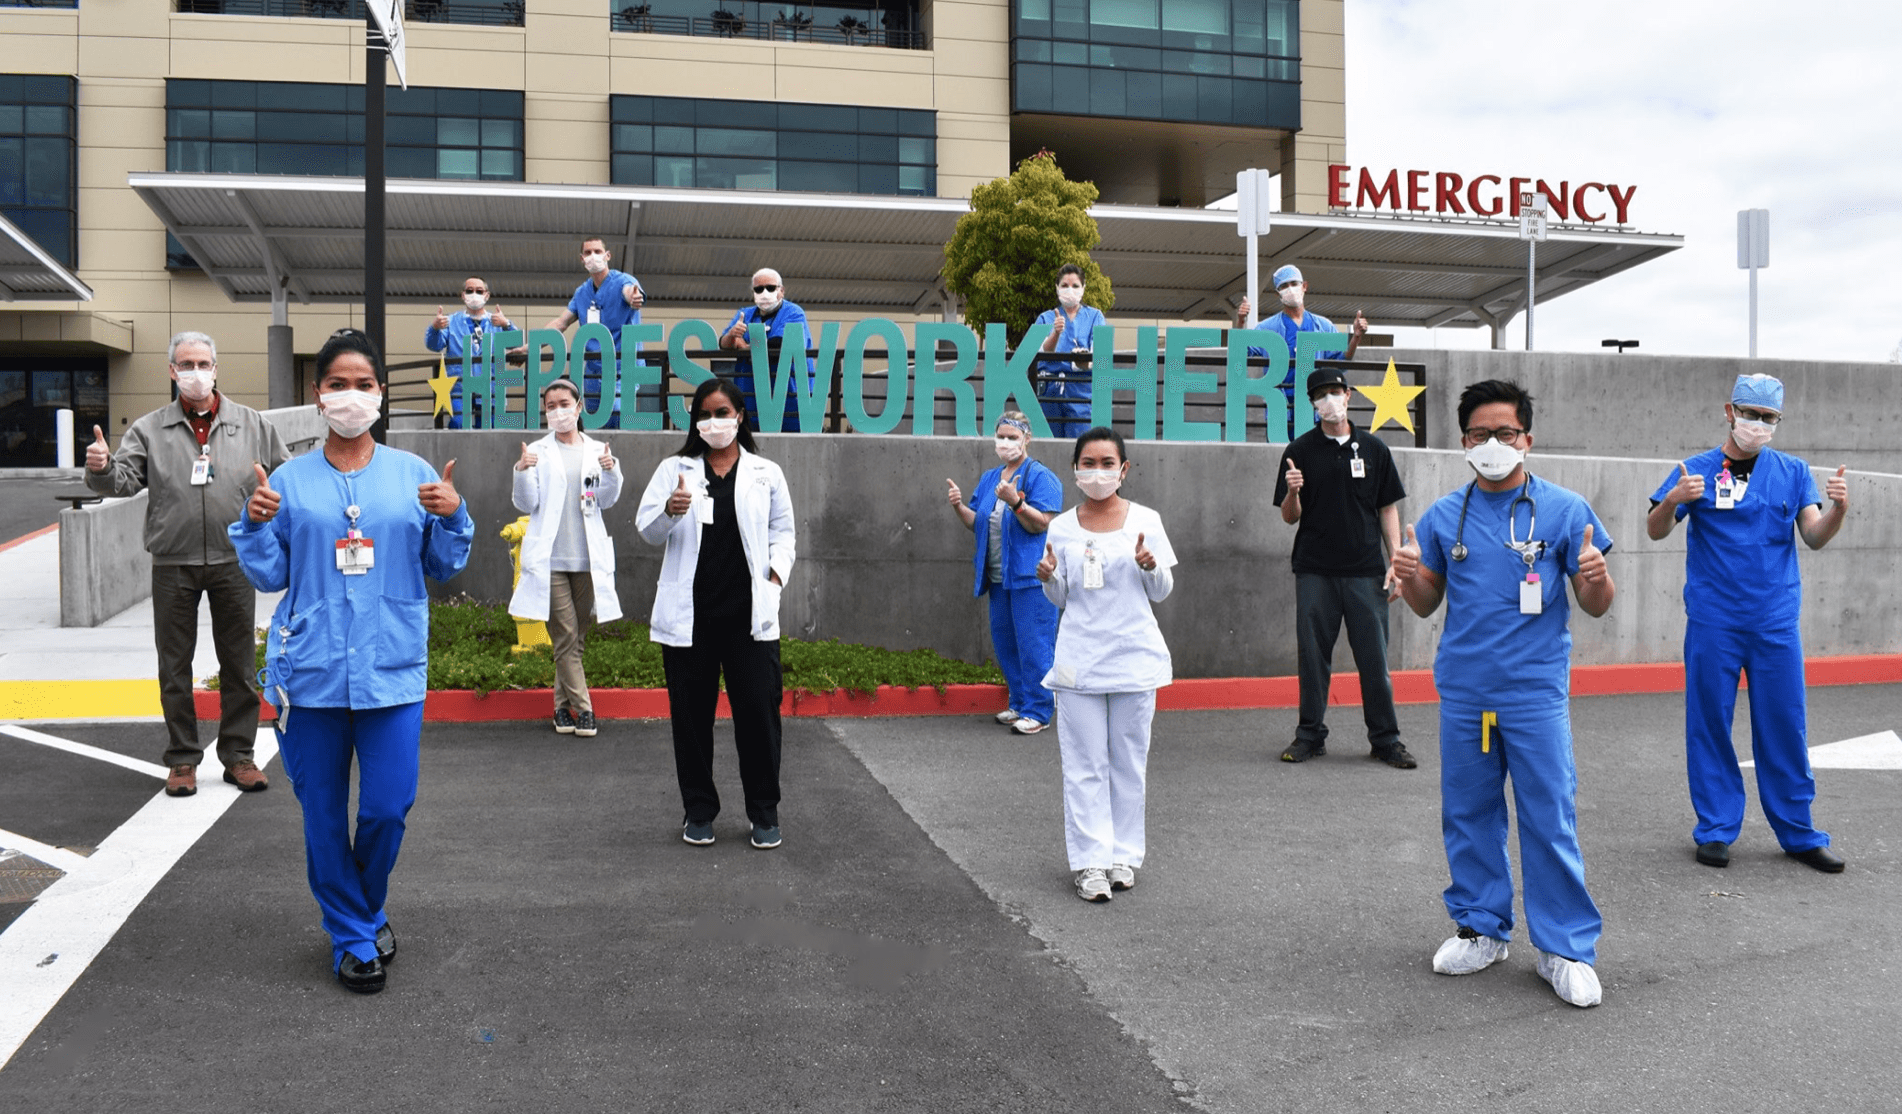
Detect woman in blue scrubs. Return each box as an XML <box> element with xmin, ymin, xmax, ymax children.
<box><xmin>232</xmin><ymin>329</ymin><xmax>473</xmax><ymax>994</ymax></box>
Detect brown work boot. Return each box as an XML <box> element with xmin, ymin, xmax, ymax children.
<box><xmin>223</xmin><ymin>760</ymin><xmax>269</xmax><ymax>793</ymax></box>
<box><xmin>166</xmin><ymin>764</ymin><xmax>198</xmax><ymax>797</ymax></box>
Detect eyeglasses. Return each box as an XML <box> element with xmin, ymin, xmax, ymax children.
<box><xmin>1734</xmin><ymin>406</ymin><xmax>1782</xmax><ymax>426</ymax></box>
<box><xmin>463</xmin><ymin>287</ymin><xmax>488</xmax><ymax>295</ymax></box>
<box><xmin>753</xmin><ymin>284</ymin><xmax>779</xmax><ymax>294</ymax></box>
<box><xmin>1463</xmin><ymin>426</ymin><xmax>1526</xmax><ymax>446</ymax></box>
<box><xmin>173</xmin><ymin>361</ymin><xmax>216</xmax><ymax>372</ymax></box>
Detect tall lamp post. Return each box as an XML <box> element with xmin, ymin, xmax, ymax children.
<box><xmin>1738</xmin><ymin>209</ymin><xmax>1769</xmax><ymax>358</ymax></box>
<box><xmin>365</xmin><ymin>1</ymin><xmax>407</xmax><ymax>440</ymax></box>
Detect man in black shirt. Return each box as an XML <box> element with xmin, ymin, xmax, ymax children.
<box><xmin>1271</xmin><ymin>369</ymin><xmax>1414</xmax><ymax>768</ymax></box>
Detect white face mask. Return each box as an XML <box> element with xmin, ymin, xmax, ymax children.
<box><xmin>1075</xmin><ymin>468</ymin><xmax>1122</xmax><ymax>500</ymax></box>
<box><xmin>1057</xmin><ymin>285</ymin><xmax>1083</xmax><ymax>309</ymax></box>
<box><xmin>463</xmin><ymin>292</ymin><xmax>488</xmax><ymax>313</ymax></box>
<box><xmin>1278</xmin><ymin>285</ymin><xmax>1305</xmax><ymax>308</ymax></box>
<box><xmin>994</xmin><ymin>436</ymin><xmax>1024</xmax><ymax>462</ymax></box>
<box><xmin>320</xmin><ymin>389</ymin><xmax>381</xmax><ymax>439</ymax></box>
<box><xmin>697</xmin><ymin>417</ymin><xmax>739</xmax><ymax>449</ymax></box>
<box><xmin>174</xmin><ymin>370</ymin><xmax>216</xmax><ymax>403</ymax></box>
<box><xmin>1465</xmin><ymin>438</ymin><xmax>1525</xmax><ymax>482</ymax></box>
<box><xmin>1314</xmin><ymin>392</ymin><xmax>1348</xmax><ymax>423</ymax></box>
<box><xmin>754</xmin><ymin>288</ymin><xmax>782</xmax><ymax>311</ymax></box>
<box><xmin>583</xmin><ymin>253</ymin><xmax>609</xmax><ymax>275</ymax></box>
<box><xmin>1731</xmin><ymin>418</ymin><xmax>1774</xmax><ymax>454</ymax></box>
<box><xmin>546</xmin><ymin>405</ymin><xmax>579</xmax><ymax>434</ymax></box>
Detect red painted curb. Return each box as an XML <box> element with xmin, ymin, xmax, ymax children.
<box><xmin>0</xmin><ymin>522</ymin><xmax>57</xmax><ymax>554</ymax></box>
<box><xmin>194</xmin><ymin>653</ymin><xmax>1902</xmax><ymax>723</ymax></box>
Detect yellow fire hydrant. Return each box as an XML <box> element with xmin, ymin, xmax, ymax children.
<box><xmin>500</xmin><ymin>516</ymin><xmax>552</xmax><ymax>653</ymax></box>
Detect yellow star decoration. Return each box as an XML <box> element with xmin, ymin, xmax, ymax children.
<box><xmin>427</xmin><ymin>353</ymin><xmax>459</xmax><ymax>420</ymax></box>
<box><xmin>1359</xmin><ymin>357</ymin><xmax>1426</xmax><ymax>434</ymax></box>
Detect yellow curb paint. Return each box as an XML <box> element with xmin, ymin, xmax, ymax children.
<box><xmin>0</xmin><ymin>680</ymin><xmax>162</xmax><ymax>720</ymax></box>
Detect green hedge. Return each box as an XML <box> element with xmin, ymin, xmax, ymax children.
<box><xmin>237</xmin><ymin>596</ymin><xmax>1003</xmax><ymax>698</ymax></box>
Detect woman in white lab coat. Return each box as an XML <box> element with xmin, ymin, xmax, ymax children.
<box><xmin>1036</xmin><ymin>427</ymin><xmax>1176</xmax><ymax>904</ymax></box>
<box><xmin>508</xmin><ymin>379</ymin><xmax>622</xmax><ymax>738</ymax></box>
<box><xmin>636</xmin><ymin>378</ymin><xmax>796</xmax><ymax>851</ymax></box>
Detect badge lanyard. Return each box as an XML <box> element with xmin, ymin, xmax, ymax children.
<box><xmin>333</xmin><ymin>475</ymin><xmax>375</xmax><ymax>576</ymax></box>
<box><xmin>1349</xmin><ymin>441</ymin><xmax>1365</xmax><ymax>479</ymax></box>
<box><xmin>1714</xmin><ymin>462</ymin><xmax>1745</xmax><ymax>509</ymax></box>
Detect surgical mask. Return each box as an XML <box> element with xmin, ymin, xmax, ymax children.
<box><xmin>463</xmin><ymin>292</ymin><xmax>488</xmax><ymax>313</ymax></box>
<box><xmin>994</xmin><ymin>436</ymin><xmax>1023</xmax><ymax>462</ymax></box>
<box><xmin>1278</xmin><ymin>285</ymin><xmax>1304</xmax><ymax>308</ymax></box>
<box><xmin>1313</xmin><ymin>393</ymin><xmax>1348</xmax><ymax>422</ymax></box>
<box><xmin>546</xmin><ymin>405</ymin><xmax>578</xmax><ymax>434</ymax></box>
<box><xmin>697</xmin><ymin>417</ymin><xmax>739</xmax><ymax>449</ymax></box>
<box><xmin>175</xmin><ymin>370</ymin><xmax>216</xmax><ymax>402</ymax></box>
<box><xmin>754</xmin><ymin>289</ymin><xmax>782</xmax><ymax>312</ymax></box>
<box><xmin>1465</xmin><ymin>438</ymin><xmax>1524</xmax><ymax>482</ymax></box>
<box><xmin>319</xmin><ymin>389</ymin><xmax>381</xmax><ymax>439</ymax></box>
<box><xmin>1731</xmin><ymin>418</ymin><xmax>1774</xmax><ymax>454</ymax></box>
<box><xmin>1075</xmin><ymin>468</ymin><xmax>1122</xmax><ymax>500</ymax></box>
<box><xmin>1057</xmin><ymin>285</ymin><xmax>1083</xmax><ymax>309</ymax></box>
<box><xmin>583</xmin><ymin>254</ymin><xmax>608</xmax><ymax>275</ymax></box>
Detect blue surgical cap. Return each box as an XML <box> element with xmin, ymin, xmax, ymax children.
<box><xmin>1731</xmin><ymin>373</ymin><xmax>1784</xmax><ymax>411</ymax></box>
<box><xmin>1272</xmin><ymin>264</ymin><xmax>1304</xmax><ymax>289</ymax></box>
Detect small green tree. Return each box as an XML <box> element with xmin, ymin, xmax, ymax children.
<box><xmin>943</xmin><ymin>150</ymin><xmax>1113</xmax><ymax>344</ymax></box>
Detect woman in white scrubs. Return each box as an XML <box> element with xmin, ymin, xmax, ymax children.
<box><xmin>1036</xmin><ymin>427</ymin><xmax>1176</xmax><ymax>902</ymax></box>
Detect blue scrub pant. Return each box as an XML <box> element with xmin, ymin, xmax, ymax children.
<box><xmin>1683</xmin><ymin>620</ymin><xmax>1828</xmax><ymax>852</ymax></box>
<box><xmin>1439</xmin><ymin>700</ymin><xmax>1601</xmax><ymax>964</ymax></box>
<box><xmin>277</xmin><ymin>703</ymin><xmax>424</xmax><ymax>969</ymax></box>
<box><xmin>1041</xmin><ymin>397</ymin><xmax>1091</xmax><ymax>440</ymax></box>
<box><xmin>987</xmin><ymin>583</ymin><xmax>1058</xmax><ymax>724</ymax></box>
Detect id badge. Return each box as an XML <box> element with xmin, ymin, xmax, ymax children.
<box><xmin>1082</xmin><ymin>542</ymin><xmax>1105</xmax><ymax>590</ymax></box>
<box><xmin>581</xmin><ymin>482</ymin><xmax>598</xmax><ymax>517</ymax></box>
<box><xmin>1714</xmin><ymin>483</ymin><xmax>1734</xmax><ymax>510</ymax></box>
<box><xmin>586</xmin><ymin>305</ymin><xmax>602</xmax><ymax>325</ymax></box>
<box><xmin>1350</xmin><ymin>456</ymin><xmax>1366</xmax><ymax>479</ymax></box>
<box><xmin>190</xmin><ymin>453</ymin><xmax>211</xmax><ymax>486</ymax></box>
<box><xmin>1519</xmin><ymin>572</ymin><xmax>1542</xmax><ymax>615</ymax></box>
<box><xmin>335</xmin><ymin>535</ymin><xmax>375</xmax><ymax>575</ymax></box>
<box><xmin>695</xmin><ymin>481</ymin><xmax>714</xmax><ymax>526</ymax></box>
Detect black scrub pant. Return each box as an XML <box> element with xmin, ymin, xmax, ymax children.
<box><xmin>662</xmin><ymin>632</ymin><xmax>782</xmax><ymax>827</ymax></box>
<box><xmin>1294</xmin><ymin>572</ymin><xmax>1401</xmax><ymax>753</ymax></box>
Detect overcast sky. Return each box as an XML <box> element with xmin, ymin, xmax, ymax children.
<box><xmin>1277</xmin><ymin>1</ymin><xmax>1902</xmax><ymax>362</ymax></box>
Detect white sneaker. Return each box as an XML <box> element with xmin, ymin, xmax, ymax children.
<box><xmin>1432</xmin><ymin>928</ymin><xmax>1509</xmax><ymax>975</ymax></box>
<box><xmin>1073</xmin><ymin>867</ymin><xmax>1112</xmax><ymax>902</ymax></box>
<box><xmin>994</xmin><ymin>709</ymin><xmax>1021</xmax><ymax>725</ymax></box>
<box><xmin>1536</xmin><ymin>950</ymin><xmax>1602</xmax><ymax>1008</ymax></box>
<box><xmin>1012</xmin><ymin>718</ymin><xmax>1046</xmax><ymax>735</ymax></box>
<box><xmin>1106</xmin><ymin>864</ymin><xmax>1136</xmax><ymax>891</ymax></box>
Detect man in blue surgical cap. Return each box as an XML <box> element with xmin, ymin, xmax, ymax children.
<box><xmin>1236</xmin><ymin>265</ymin><xmax>1368</xmax><ymax>437</ymax></box>
<box><xmin>1646</xmin><ymin>374</ymin><xmax>1851</xmax><ymax>874</ymax></box>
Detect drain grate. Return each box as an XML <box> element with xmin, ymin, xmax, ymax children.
<box><xmin>0</xmin><ymin>852</ymin><xmax>66</xmax><ymax>905</ymax></box>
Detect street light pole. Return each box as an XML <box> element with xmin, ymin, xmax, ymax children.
<box><xmin>367</xmin><ymin>21</ymin><xmax>388</xmax><ymax>441</ymax></box>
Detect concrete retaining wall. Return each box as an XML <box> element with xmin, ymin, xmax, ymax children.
<box><xmin>395</xmin><ymin>429</ymin><xmax>1902</xmax><ymax>679</ymax></box>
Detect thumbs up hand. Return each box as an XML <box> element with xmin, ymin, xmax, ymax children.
<box><xmin>946</xmin><ymin>478</ymin><xmax>963</xmax><ymax>507</ymax></box>
<box><xmin>1666</xmin><ymin>460</ymin><xmax>1704</xmax><ymax>506</ymax></box>
<box><xmin>1037</xmin><ymin>542</ymin><xmax>1058</xmax><ymax>582</ymax></box>
<box><xmin>246</xmin><ymin>462</ymin><xmax>281</xmax><ymax>523</ymax></box>
<box><xmin>1134</xmin><ymin>531</ymin><xmax>1156</xmax><ymax>571</ymax></box>
<box><xmin>488</xmin><ymin>305</ymin><xmax>508</xmax><ymax>329</ymax></box>
<box><xmin>433</xmin><ymin>306</ymin><xmax>450</xmax><ymax>330</ymax></box>
<box><xmin>666</xmin><ymin>471</ymin><xmax>693</xmax><ymax>518</ymax></box>
<box><xmin>1576</xmin><ymin>522</ymin><xmax>1607</xmax><ymax>584</ymax></box>
<box><xmin>86</xmin><ymin>425</ymin><xmax>110</xmax><ymax>473</ymax></box>
<box><xmin>1282</xmin><ymin>455</ymin><xmax>1303</xmax><ymax>495</ymax></box>
<box><xmin>516</xmin><ymin>441</ymin><xmax>538</xmax><ymax>472</ymax></box>
<box><xmin>1390</xmin><ymin>522</ymin><xmax>1422</xmax><ymax>583</ymax></box>
<box><xmin>418</xmin><ymin>459</ymin><xmax>462</xmax><ymax>517</ymax></box>
<box><xmin>995</xmin><ymin>473</ymin><xmax>1020</xmax><ymax>508</ymax></box>
<box><xmin>599</xmin><ymin>445</ymin><xmax>615</xmax><ymax>472</ymax></box>
<box><xmin>1827</xmin><ymin>464</ymin><xmax>1849</xmax><ymax>508</ymax></box>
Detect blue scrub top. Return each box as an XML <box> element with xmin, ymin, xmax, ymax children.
<box><xmin>969</xmin><ymin>457</ymin><xmax>1062</xmax><ymax>595</ymax></box>
<box><xmin>1246</xmin><ymin>310</ymin><xmax>1343</xmax><ymax>364</ymax></box>
<box><xmin>1032</xmin><ymin>305</ymin><xmax>1107</xmax><ymax>397</ymax></box>
<box><xmin>1651</xmin><ymin>446</ymin><xmax>1819</xmax><ymax>632</ymax></box>
<box><xmin>231</xmin><ymin>445</ymin><xmax>474</xmax><ymax>710</ymax></box>
<box><xmin>567</xmin><ymin>270</ymin><xmax>643</xmax><ymax>358</ymax></box>
<box><xmin>725</xmin><ymin>300</ymin><xmax>816</xmax><ymax>388</ymax></box>
<box><xmin>1416</xmin><ymin>474</ymin><xmax>1612</xmax><ymax>711</ymax></box>
<box><xmin>424</xmin><ymin>311</ymin><xmax>506</xmax><ymax>361</ymax></box>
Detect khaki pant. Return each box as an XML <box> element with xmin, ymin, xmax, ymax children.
<box><xmin>548</xmin><ymin>570</ymin><xmax>596</xmax><ymax>714</ymax></box>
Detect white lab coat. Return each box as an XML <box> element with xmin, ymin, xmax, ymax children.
<box><xmin>635</xmin><ymin>448</ymin><xmax>796</xmax><ymax>647</ymax></box>
<box><xmin>507</xmin><ymin>431</ymin><xmax>623</xmax><ymax>622</ymax></box>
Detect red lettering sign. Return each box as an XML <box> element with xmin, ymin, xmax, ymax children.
<box><xmin>1325</xmin><ymin>164</ymin><xmax>1637</xmax><ymax>224</ymax></box>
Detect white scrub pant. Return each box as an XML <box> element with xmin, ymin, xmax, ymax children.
<box><xmin>1056</xmin><ymin>689</ymin><xmax>1156</xmax><ymax>870</ymax></box>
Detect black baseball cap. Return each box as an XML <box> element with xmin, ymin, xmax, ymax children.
<box><xmin>1306</xmin><ymin>369</ymin><xmax>1348</xmax><ymax>400</ymax></box>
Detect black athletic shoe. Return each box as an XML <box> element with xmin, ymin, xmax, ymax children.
<box><xmin>336</xmin><ymin>955</ymin><xmax>385</xmax><ymax>995</ymax></box>
<box><xmin>1372</xmin><ymin>743</ymin><xmax>1418</xmax><ymax>769</ymax></box>
<box><xmin>1280</xmin><ymin>738</ymin><xmax>1326</xmax><ymax>763</ymax></box>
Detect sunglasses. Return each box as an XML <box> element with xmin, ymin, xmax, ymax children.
<box><xmin>753</xmin><ymin>284</ymin><xmax>779</xmax><ymax>294</ymax></box>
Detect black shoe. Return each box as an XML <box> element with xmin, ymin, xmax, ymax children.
<box><xmin>1372</xmin><ymin>743</ymin><xmax>1418</xmax><ymax>769</ymax></box>
<box><xmin>554</xmin><ymin>708</ymin><xmax>577</xmax><ymax>735</ymax></box>
<box><xmin>1787</xmin><ymin>845</ymin><xmax>1845</xmax><ymax>873</ymax></box>
<box><xmin>375</xmin><ymin>921</ymin><xmax>396</xmax><ymax>964</ymax></box>
<box><xmin>1695</xmin><ymin>841</ymin><xmax>1730</xmax><ymax>868</ymax></box>
<box><xmin>336</xmin><ymin>955</ymin><xmax>386</xmax><ymax>995</ymax></box>
<box><xmin>1280</xmin><ymin>738</ymin><xmax>1326</xmax><ymax>763</ymax></box>
<box><xmin>574</xmin><ymin>710</ymin><xmax>598</xmax><ymax>738</ymax></box>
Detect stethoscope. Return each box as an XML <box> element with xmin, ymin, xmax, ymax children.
<box><xmin>1449</xmin><ymin>475</ymin><xmax>1539</xmax><ymax>564</ymax></box>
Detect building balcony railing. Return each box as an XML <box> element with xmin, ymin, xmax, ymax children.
<box><xmin>173</xmin><ymin>0</ymin><xmax>526</xmax><ymax>28</ymax></box>
<box><xmin>612</xmin><ymin>3</ymin><xmax>924</xmax><ymax>49</ymax></box>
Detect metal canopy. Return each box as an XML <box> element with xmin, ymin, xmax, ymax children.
<box><xmin>125</xmin><ymin>172</ymin><xmax>1681</xmax><ymax>329</ymax></box>
<box><xmin>0</xmin><ymin>211</ymin><xmax>93</xmax><ymax>302</ymax></box>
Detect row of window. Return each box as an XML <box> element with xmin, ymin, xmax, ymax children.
<box><xmin>0</xmin><ymin>75</ymin><xmax>76</xmax><ymax>266</ymax></box>
<box><xmin>609</xmin><ymin>96</ymin><xmax>934</xmax><ymax>196</ymax></box>
<box><xmin>1014</xmin><ymin>63</ymin><xmax>1297</xmax><ymax>129</ymax></box>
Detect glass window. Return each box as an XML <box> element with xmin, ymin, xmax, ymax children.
<box><xmin>654</xmin><ymin>155</ymin><xmax>694</xmax><ymax>188</ymax></box>
<box><xmin>1161</xmin><ymin>0</ymin><xmax>1225</xmax><ymax>33</ymax></box>
<box><xmin>697</xmin><ymin>128</ymin><xmax>776</xmax><ymax>157</ymax></box>
<box><xmin>437</xmin><ymin>118</ymin><xmax>480</xmax><ymax>147</ymax></box>
<box><xmin>898</xmin><ymin>165</ymin><xmax>928</xmax><ymax>195</ymax></box>
<box><xmin>897</xmin><ymin>136</ymin><xmax>932</xmax><ymax>164</ymax></box>
<box><xmin>437</xmin><ymin>149</ymin><xmax>480</xmax><ymax>179</ymax></box>
<box><xmin>1093</xmin><ymin>0</ymin><xmax>1156</xmax><ymax>29</ymax></box>
<box><xmin>857</xmin><ymin>134</ymin><xmax>896</xmax><ymax>163</ymax></box>
<box><xmin>780</xmin><ymin>160</ymin><xmax>857</xmax><ymax>193</ymax></box>
<box><xmin>652</xmin><ymin>126</ymin><xmax>696</xmax><ymax>154</ymax></box>
<box><xmin>612</xmin><ymin>153</ymin><xmax>654</xmax><ymax>184</ymax></box>
<box><xmin>0</xmin><ymin>74</ymin><xmax>76</xmax><ymax>266</ymax></box>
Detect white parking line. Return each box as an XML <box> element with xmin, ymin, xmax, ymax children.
<box><xmin>0</xmin><ymin>726</ymin><xmax>278</xmax><ymax>1072</ymax></box>
<box><xmin>0</xmin><ymin>725</ymin><xmax>169</xmax><ymax>779</ymax></box>
<box><xmin>0</xmin><ymin>832</ymin><xmax>89</xmax><ymax>875</ymax></box>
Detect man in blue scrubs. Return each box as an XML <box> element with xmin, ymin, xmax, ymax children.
<box><xmin>424</xmin><ymin>276</ymin><xmax>512</xmax><ymax>428</ymax></box>
<box><xmin>1390</xmin><ymin>379</ymin><xmax>1616</xmax><ymax>1009</ymax></box>
<box><xmin>1032</xmin><ymin>264</ymin><xmax>1106</xmax><ymax>439</ymax></box>
<box><xmin>533</xmin><ymin>237</ymin><xmax>651</xmax><ymax>428</ymax></box>
<box><xmin>1646</xmin><ymin>374</ymin><xmax>1850</xmax><ymax>874</ymax></box>
<box><xmin>720</xmin><ymin>267</ymin><xmax>817</xmax><ymax>432</ymax></box>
